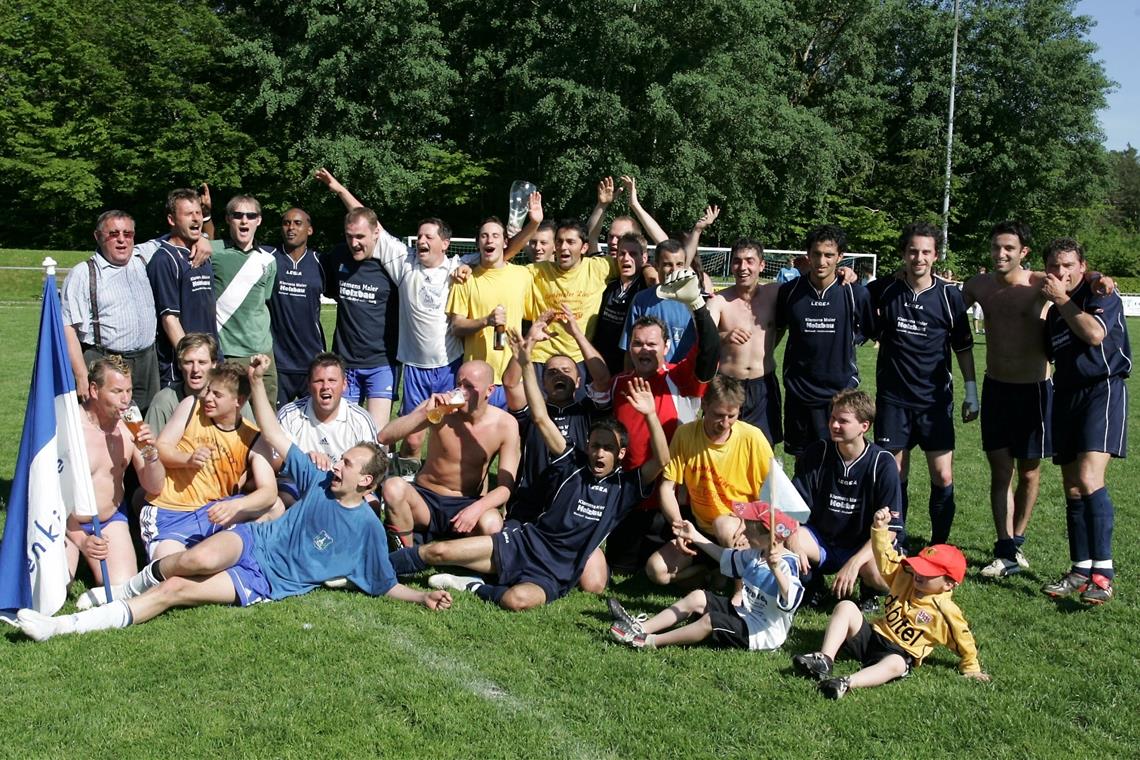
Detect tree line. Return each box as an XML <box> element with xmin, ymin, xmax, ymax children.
<box><xmin>1</xmin><ymin>0</ymin><xmax>1136</xmax><ymax>275</ymax></box>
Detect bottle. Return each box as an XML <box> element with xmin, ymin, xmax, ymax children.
<box><xmin>493</xmin><ymin>304</ymin><xmax>507</xmax><ymax>350</ymax></box>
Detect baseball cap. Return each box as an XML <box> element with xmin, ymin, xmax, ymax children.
<box><xmin>731</xmin><ymin>500</ymin><xmax>799</xmax><ymax>540</ymax></box>
<box><xmin>903</xmin><ymin>544</ymin><xmax>966</xmax><ymax>584</ymax></box>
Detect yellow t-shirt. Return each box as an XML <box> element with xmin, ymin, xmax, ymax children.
<box><xmin>663</xmin><ymin>419</ymin><xmax>773</xmax><ymax>528</ymax></box>
<box><xmin>525</xmin><ymin>257</ymin><xmax>617</xmax><ymax>362</ymax></box>
<box><xmin>150</xmin><ymin>400</ymin><xmax>261</xmax><ymax>512</ymax></box>
<box><xmin>446</xmin><ymin>263</ymin><xmax>533</xmax><ymax>383</ymax></box>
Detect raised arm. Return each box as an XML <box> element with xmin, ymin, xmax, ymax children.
<box><xmin>245</xmin><ymin>354</ymin><xmax>294</xmax><ymax>458</ymax></box>
<box><xmin>627</xmin><ymin>377</ymin><xmax>669</xmax><ymax>482</ymax></box>
<box><xmin>155</xmin><ymin>395</ymin><xmax>208</xmax><ymax>470</ymax></box>
<box><xmin>620</xmin><ymin>175</ymin><xmax>668</xmax><ymax>245</ymax></box>
<box><xmin>314</xmin><ymin>167</ymin><xmax>365</xmax><ymax>212</ymax></box>
<box><xmin>586</xmin><ymin>177</ymin><xmax>616</xmax><ymax>254</ymax></box>
<box><xmin>507</xmin><ymin>327</ymin><xmax>567</xmax><ymax>454</ymax></box>
<box><xmin>505</xmin><ymin>191</ymin><xmax>543</xmax><ymax>261</ymax></box>
<box><xmin>659</xmin><ymin>269</ymin><xmax>722</xmax><ymax>382</ymax></box>
<box><xmin>1042</xmin><ymin>275</ymin><xmax>1109</xmax><ymax>346</ymax></box>
<box><xmin>683</xmin><ymin>205</ymin><xmax>720</xmax><ymax>267</ymax></box>
<box><xmin>556</xmin><ymin>303</ymin><xmax>611</xmax><ymax>396</ymax></box>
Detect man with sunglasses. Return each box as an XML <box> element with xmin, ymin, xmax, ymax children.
<box><xmin>211</xmin><ymin>195</ymin><xmax>279</xmax><ymax>403</ymax></box>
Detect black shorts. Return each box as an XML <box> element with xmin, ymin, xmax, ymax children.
<box><xmin>491</xmin><ymin>523</ymin><xmax>567</xmax><ymax>605</ymax></box>
<box><xmin>980</xmin><ymin>377</ymin><xmax>1053</xmax><ymax>459</ymax></box>
<box><xmin>1052</xmin><ymin>378</ymin><xmax>1128</xmax><ymax>465</ymax></box>
<box><xmin>783</xmin><ymin>392</ymin><xmax>831</xmax><ymax>457</ymax></box>
<box><xmin>874</xmin><ymin>397</ymin><xmax>954</xmax><ymax>453</ymax></box>
<box><xmin>844</xmin><ymin>619</ymin><xmax>913</xmax><ymax>675</ymax></box>
<box><xmin>736</xmin><ymin>374</ymin><xmax>783</xmax><ymax>446</ymax></box>
<box><xmin>706</xmin><ymin>591</ymin><xmax>750</xmax><ymax>650</ymax></box>
<box><xmin>414</xmin><ymin>484</ymin><xmax>477</xmax><ymax>542</ymax></box>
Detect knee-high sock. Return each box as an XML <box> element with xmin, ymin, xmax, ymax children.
<box><xmin>1085</xmin><ymin>487</ymin><xmax>1115</xmax><ymax>579</ymax></box>
<box><xmin>123</xmin><ymin>561</ymin><xmax>164</xmax><ymax>599</ymax></box>
<box><xmin>1065</xmin><ymin>496</ymin><xmax>1089</xmax><ymax>572</ymax></box>
<box><xmin>475</xmin><ymin>583</ymin><xmax>508</xmax><ymax>605</ymax></box>
<box><xmin>56</xmin><ymin>600</ymin><xmax>134</xmax><ymax>636</ymax></box>
<box><xmin>389</xmin><ymin>547</ymin><xmax>427</xmax><ymax>576</ymax></box>
<box><xmin>928</xmin><ymin>484</ymin><xmax>955</xmax><ymax>545</ymax></box>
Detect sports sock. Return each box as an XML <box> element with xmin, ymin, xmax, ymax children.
<box><xmin>898</xmin><ymin>480</ymin><xmax>910</xmax><ymax>525</ymax></box>
<box><xmin>1065</xmin><ymin>496</ymin><xmax>1089</xmax><ymax>566</ymax></box>
<box><xmin>994</xmin><ymin>538</ymin><xmax>1017</xmax><ymax>561</ymax></box>
<box><xmin>928</xmin><ymin>483</ymin><xmax>955</xmax><ymax>545</ymax></box>
<box><xmin>1013</xmin><ymin>534</ymin><xmax>1026</xmax><ymax>548</ymax></box>
<box><xmin>1091</xmin><ymin>561</ymin><xmax>1114</xmax><ymax>580</ymax></box>
<box><xmin>61</xmin><ymin>600</ymin><xmax>134</xmax><ymax>636</ymax></box>
<box><xmin>1085</xmin><ymin>488</ymin><xmax>1115</xmax><ymax>572</ymax></box>
<box><xmin>475</xmin><ymin>583</ymin><xmax>506</xmax><ymax>604</ymax></box>
<box><xmin>1073</xmin><ymin>560</ymin><xmax>1092</xmax><ymax>577</ymax></box>
<box><xmin>389</xmin><ymin>547</ymin><xmax>427</xmax><ymax>576</ymax></box>
<box><xmin>123</xmin><ymin>562</ymin><xmax>164</xmax><ymax>599</ymax></box>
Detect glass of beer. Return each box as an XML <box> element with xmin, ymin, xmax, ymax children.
<box><xmin>427</xmin><ymin>389</ymin><xmax>467</xmax><ymax>423</ymax></box>
<box><xmin>122</xmin><ymin>402</ymin><xmax>158</xmax><ymax>460</ymax></box>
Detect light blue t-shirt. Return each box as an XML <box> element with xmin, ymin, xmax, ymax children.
<box><xmin>252</xmin><ymin>446</ymin><xmax>396</xmax><ymax>600</ymax></box>
<box><xmin>619</xmin><ymin>289</ymin><xmax>695</xmax><ymax>363</ymax></box>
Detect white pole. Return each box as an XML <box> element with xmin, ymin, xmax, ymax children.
<box><xmin>42</xmin><ymin>257</ymin><xmax>57</xmax><ymax>276</ymax></box>
<box><xmin>940</xmin><ymin>0</ymin><xmax>961</xmax><ymax>260</ymax></box>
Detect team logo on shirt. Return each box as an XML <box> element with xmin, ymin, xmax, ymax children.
<box><xmin>916</xmin><ymin>610</ymin><xmax>932</xmax><ymax>625</ymax></box>
<box><xmin>313</xmin><ymin>530</ymin><xmax>334</xmax><ymax>551</ymax></box>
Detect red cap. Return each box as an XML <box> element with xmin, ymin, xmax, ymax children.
<box><xmin>903</xmin><ymin>544</ymin><xmax>966</xmax><ymax>584</ymax></box>
<box><xmin>731</xmin><ymin>501</ymin><xmax>799</xmax><ymax>540</ymax></box>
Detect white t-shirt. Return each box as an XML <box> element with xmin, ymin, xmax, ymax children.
<box><xmin>277</xmin><ymin>397</ymin><xmax>379</xmax><ymax>462</ymax></box>
<box><xmin>719</xmin><ymin>549</ymin><xmax>804</xmax><ymax>651</ymax></box>
<box><xmin>373</xmin><ymin>232</ymin><xmax>474</xmax><ymax>368</ymax></box>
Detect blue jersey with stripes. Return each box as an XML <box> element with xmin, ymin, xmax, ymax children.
<box><xmin>269</xmin><ymin>247</ymin><xmax>326</xmax><ymax>373</ymax></box>
<box><xmin>1045</xmin><ymin>282</ymin><xmax>1132</xmax><ymax>391</ymax></box>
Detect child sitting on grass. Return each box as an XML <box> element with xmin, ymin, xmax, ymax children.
<box><xmin>792</xmin><ymin>507</ymin><xmax>990</xmax><ymax>699</ymax></box>
<box><xmin>608</xmin><ymin>501</ymin><xmax>804</xmax><ymax>651</ymax></box>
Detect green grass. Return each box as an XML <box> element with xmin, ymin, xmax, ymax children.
<box><xmin>1</xmin><ymin>301</ymin><xmax>1138</xmax><ymax>757</ymax></box>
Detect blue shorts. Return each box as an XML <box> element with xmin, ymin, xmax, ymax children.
<box><xmin>803</xmin><ymin>524</ymin><xmax>860</xmax><ymax>575</ymax></box>
<box><xmin>491</xmin><ymin>523</ymin><xmax>567</xmax><ymax>605</ymax></box>
<box><xmin>875</xmin><ymin>397</ymin><xmax>954</xmax><ymax>453</ymax></box>
<box><xmin>738</xmin><ymin>374</ymin><xmax>782</xmax><ymax>445</ymax></box>
<box><xmin>78</xmin><ymin>505</ymin><xmax>129</xmax><ymax>536</ymax></box>
<box><xmin>783</xmin><ymin>392</ymin><xmax>831</xmax><ymax>457</ymax></box>
<box><xmin>488</xmin><ymin>385</ymin><xmax>507</xmax><ymax>410</ymax></box>
<box><xmin>225</xmin><ymin>524</ymin><xmax>272</xmax><ymax>607</ymax></box>
<box><xmin>402</xmin><ymin>359</ymin><xmax>462</xmax><ymax>414</ymax></box>
<box><xmin>980</xmin><ymin>377</ymin><xmax>1053</xmax><ymax>459</ymax></box>
<box><xmin>346</xmin><ymin>363</ymin><xmax>398</xmax><ymax>403</ymax></box>
<box><xmin>415</xmin><ymin>483</ymin><xmax>477</xmax><ymax>541</ymax></box>
<box><xmin>139</xmin><ymin>497</ymin><xmax>237</xmax><ymax>558</ymax></box>
<box><xmin>1052</xmin><ymin>378</ymin><xmax>1128</xmax><ymax>465</ymax></box>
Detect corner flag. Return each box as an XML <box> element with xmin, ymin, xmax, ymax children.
<box><xmin>760</xmin><ymin>457</ymin><xmax>811</xmax><ymax>523</ymax></box>
<box><xmin>0</xmin><ymin>260</ymin><xmax>97</xmax><ymax>615</ymax></box>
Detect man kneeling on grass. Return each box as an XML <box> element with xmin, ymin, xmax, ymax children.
<box><xmin>14</xmin><ymin>355</ymin><xmax>450</xmax><ymax>641</ymax></box>
<box><xmin>387</xmin><ymin>328</ymin><xmax>670</xmax><ymax>611</ymax></box>
<box><xmin>791</xmin><ymin>507</ymin><xmax>989</xmax><ymax>699</ymax></box>
<box><xmin>608</xmin><ymin>501</ymin><xmax>804</xmax><ymax>651</ymax></box>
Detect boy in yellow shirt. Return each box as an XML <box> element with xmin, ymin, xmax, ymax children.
<box><xmin>792</xmin><ymin>507</ymin><xmax>990</xmax><ymax>699</ymax></box>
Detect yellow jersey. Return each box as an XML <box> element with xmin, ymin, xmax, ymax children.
<box><xmin>525</xmin><ymin>257</ymin><xmax>616</xmax><ymax>363</ymax></box>
<box><xmin>446</xmin><ymin>263</ymin><xmax>533</xmax><ymax>383</ymax></box>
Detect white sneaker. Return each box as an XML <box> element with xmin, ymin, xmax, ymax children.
<box><xmin>428</xmin><ymin>573</ymin><xmax>485</xmax><ymax>592</ymax></box>
<box><xmin>76</xmin><ymin>584</ymin><xmax>124</xmax><ymax>611</ymax></box>
<box><xmin>322</xmin><ymin>577</ymin><xmax>359</xmax><ymax>590</ymax></box>
<box><xmin>980</xmin><ymin>557</ymin><xmax>1022</xmax><ymax>578</ymax></box>
<box><xmin>17</xmin><ymin>609</ymin><xmax>59</xmax><ymax>642</ymax></box>
<box><xmin>1015</xmin><ymin>549</ymin><xmax>1029</xmax><ymax>569</ymax></box>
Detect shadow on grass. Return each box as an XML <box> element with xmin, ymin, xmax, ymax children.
<box><xmin>0</xmin><ymin>478</ymin><xmax>11</xmax><ymax>510</ymax></box>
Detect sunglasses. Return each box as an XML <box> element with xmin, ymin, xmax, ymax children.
<box><xmin>229</xmin><ymin>211</ymin><xmax>261</xmax><ymax>220</ymax></box>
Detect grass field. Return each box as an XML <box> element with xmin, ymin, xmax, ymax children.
<box><xmin>1</xmin><ymin>256</ymin><xmax>1138</xmax><ymax>758</ymax></box>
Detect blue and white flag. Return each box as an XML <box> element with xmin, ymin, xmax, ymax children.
<box><xmin>0</xmin><ymin>262</ymin><xmax>97</xmax><ymax>615</ymax></box>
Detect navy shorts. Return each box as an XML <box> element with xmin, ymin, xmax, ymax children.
<box><xmin>491</xmin><ymin>523</ymin><xmax>567</xmax><ymax>605</ymax></box>
<box><xmin>980</xmin><ymin>376</ymin><xmax>1053</xmax><ymax>459</ymax></box>
<box><xmin>783</xmin><ymin>392</ymin><xmax>831</xmax><ymax>457</ymax></box>
<box><xmin>346</xmin><ymin>363</ymin><xmax>398</xmax><ymax>403</ymax></box>
<box><xmin>401</xmin><ymin>359</ymin><xmax>462</xmax><ymax>413</ymax></box>
<box><xmin>415</xmin><ymin>483</ymin><xmax>477</xmax><ymax>541</ymax></box>
<box><xmin>277</xmin><ymin>370</ymin><xmax>310</xmax><ymax>407</ymax></box>
<box><xmin>844</xmin><ymin>619</ymin><xmax>913</xmax><ymax>675</ymax></box>
<box><xmin>803</xmin><ymin>524</ymin><xmax>860</xmax><ymax>575</ymax></box>
<box><xmin>225</xmin><ymin>524</ymin><xmax>272</xmax><ymax>607</ymax></box>
<box><xmin>78</xmin><ymin>505</ymin><xmax>129</xmax><ymax>536</ymax></box>
<box><xmin>737</xmin><ymin>374</ymin><xmax>783</xmax><ymax>446</ymax></box>
<box><xmin>1052</xmin><ymin>377</ymin><xmax>1128</xmax><ymax>465</ymax></box>
<box><xmin>705</xmin><ymin>591</ymin><xmax>750</xmax><ymax>650</ymax></box>
<box><xmin>874</xmin><ymin>397</ymin><xmax>954</xmax><ymax>453</ymax></box>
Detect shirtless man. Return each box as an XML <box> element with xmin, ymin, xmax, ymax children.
<box><xmin>379</xmin><ymin>360</ymin><xmax>521</xmax><ymax>545</ymax></box>
<box><xmin>67</xmin><ymin>357</ymin><xmax>166</xmax><ymax>586</ymax></box>
<box><xmin>706</xmin><ymin>238</ymin><xmax>783</xmax><ymax>446</ymax></box>
<box><xmin>963</xmin><ymin>221</ymin><xmax>1052</xmax><ymax>577</ymax></box>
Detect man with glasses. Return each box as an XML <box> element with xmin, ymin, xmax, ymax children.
<box><xmin>211</xmin><ymin>195</ymin><xmax>279</xmax><ymax>403</ymax></box>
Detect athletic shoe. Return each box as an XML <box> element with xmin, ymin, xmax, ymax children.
<box><xmin>1042</xmin><ymin>572</ymin><xmax>1088</xmax><ymax>599</ymax></box>
<box><xmin>819</xmin><ymin>676</ymin><xmax>851</xmax><ymax>700</ymax></box>
<box><xmin>606</xmin><ymin>597</ymin><xmax>647</xmax><ymax>635</ymax></box>
<box><xmin>857</xmin><ymin>588</ymin><xmax>883</xmax><ymax>614</ymax></box>
<box><xmin>1079</xmin><ymin>574</ymin><xmax>1114</xmax><ymax>606</ymax></box>
<box><xmin>980</xmin><ymin>557</ymin><xmax>1021</xmax><ymax>578</ymax></box>
<box><xmin>76</xmin><ymin>584</ymin><xmax>125</xmax><ymax>611</ymax></box>
<box><xmin>610</xmin><ymin>619</ymin><xmax>640</xmax><ymax>644</ymax></box>
<box><xmin>792</xmin><ymin>652</ymin><xmax>834</xmax><ymax>681</ymax></box>
<box><xmin>1015</xmin><ymin>549</ymin><xmax>1030</xmax><ymax>569</ymax></box>
<box><xmin>629</xmin><ymin>633</ymin><xmax>657</xmax><ymax>650</ymax></box>
<box><xmin>428</xmin><ymin>573</ymin><xmax>485</xmax><ymax>593</ymax></box>
<box><xmin>16</xmin><ymin>609</ymin><xmax>59</xmax><ymax>642</ymax></box>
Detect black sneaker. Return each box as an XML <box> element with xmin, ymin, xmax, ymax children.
<box><xmin>792</xmin><ymin>652</ymin><xmax>834</xmax><ymax>681</ymax></box>
<box><xmin>1042</xmin><ymin>571</ymin><xmax>1089</xmax><ymax>599</ymax></box>
<box><xmin>607</xmin><ymin>598</ymin><xmax>646</xmax><ymax>635</ymax></box>
<box><xmin>819</xmin><ymin>676</ymin><xmax>851</xmax><ymax>700</ymax></box>
<box><xmin>857</xmin><ymin>587</ymin><xmax>883</xmax><ymax>614</ymax></box>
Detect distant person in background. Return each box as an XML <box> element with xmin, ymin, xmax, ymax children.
<box><xmin>971</xmin><ymin>266</ymin><xmax>987</xmax><ymax>334</ymax></box>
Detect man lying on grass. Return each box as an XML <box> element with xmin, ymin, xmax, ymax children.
<box><xmin>388</xmin><ymin>328</ymin><xmax>670</xmax><ymax>611</ymax></box>
<box><xmin>13</xmin><ymin>355</ymin><xmax>450</xmax><ymax>641</ymax></box>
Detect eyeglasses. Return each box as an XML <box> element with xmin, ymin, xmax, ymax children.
<box><xmin>102</xmin><ymin>230</ymin><xmax>136</xmax><ymax>239</ymax></box>
<box><xmin>229</xmin><ymin>211</ymin><xmax>261</xmax><ymax>220</ymax></box>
